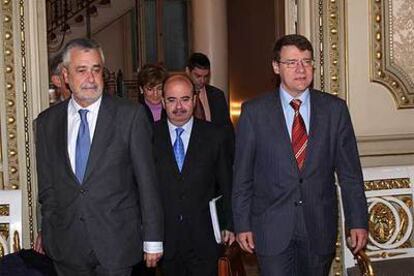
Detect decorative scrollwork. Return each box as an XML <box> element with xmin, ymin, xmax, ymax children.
<box><xmin>370</xmin><ymin>0</ymin><xmax>414</xmax><ymax>108</ymax></box>
<box><xmin>0</xmin><ymin>204</ymin><xmax>10</xmax><ymax>216</ymax></box>
<box><xmin>367</xmin><ymin>196</ymin><xmax>413</xmax><ymax>251</ymax></box>
<box><xmin>365</xmin><ymin>177</ymin><xmax>410</xmax><ymax>191</ymax></box>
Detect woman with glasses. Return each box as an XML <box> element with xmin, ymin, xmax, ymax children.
<box><xmin>137</xmin><ymin>63</ymin><xmax>169</xmax><ymax>122</ymax></box>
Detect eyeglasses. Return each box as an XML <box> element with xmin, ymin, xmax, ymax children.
<box><xmin>164</xmin><ymin>96</ymin><xmax>194</xmax><ymax>105</ymax></box>
<box><xmin>278</xmin><ymin>59</ymin><xmax>314</xmax><ymax>69</ymax></box>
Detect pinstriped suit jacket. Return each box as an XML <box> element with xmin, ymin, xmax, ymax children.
<box><xmin>232</xmin><ymin>88</ymin><xmax>368</xmax><ymax>256</ymax></box>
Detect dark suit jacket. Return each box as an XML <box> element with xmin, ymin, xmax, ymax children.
<box><xmin>36</xmin><ymin>94</ymin><xmax>163</xmax><ymax>269</ymax></box>
<box><xmin>205</xmin><ymin>85</ymin><xmax>235</xmax><ymax>161</ymax></box>
<box><xmin>232</xmin><ymin>89</ymin><xmax>368</xmax><ymax>256</ymax></box>
<box><xmin>205</xmin><ymin>85</ymin><xmax>232</xmax><ymax>128</ymax></box>
<box><xmin>153</xmin><ymin>118</ymin><xmax>233</xmax><ymax>260</ymax></box>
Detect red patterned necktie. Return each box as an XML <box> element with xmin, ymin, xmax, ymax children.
<box><xmin>290</xmin><ymin>99</ymin><xmax>308</xmax><ymax>170</ymax></box>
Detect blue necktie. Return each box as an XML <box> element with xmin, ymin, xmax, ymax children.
<box><xmin>75</xmin><ymin>109</ymin><xmax>91</xmax><ymax>183</ymax></box>
<box><xmin>173</xmin><ymin>128</ymin><xmax>185</xmax><ymax>171</ymax></box>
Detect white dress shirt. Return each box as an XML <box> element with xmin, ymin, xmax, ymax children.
<box><xmin>167</xmin><ymin>117</ymin><xmax>194</xmax><ymax>152</ymax></box>
<box><xmin>67</xmin><ymin>97</ymin><xmax>101</xmax><ymax>173</ymax></box>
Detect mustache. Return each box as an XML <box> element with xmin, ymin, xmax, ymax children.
<box><xmin>172</xmin><ymin>108</ymin><xmax>187</xmax><ymax>115</ymax></box>
<box><xmin>81</xmin><ymin>84</ymin><xmax>98</xmax><ymax>90</ymax></box>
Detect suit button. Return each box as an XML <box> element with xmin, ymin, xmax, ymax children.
<box><xmin>80</xmin><ymin>188</ymin><xmax>87</xmax><ymax>194</ymax></box>
<box><xmin>294</xmin><ymin>200</ymin><xmax>303</xmax><ymax>206</ymax></box>
<box><xmin>178</xmin><ymin>215</ymin><xmax>183</xmax><ymax>222</ymax></box>
<box><xmin>178</xmin><ymin>176</ymin><xmax>184</xmax><ymax>181</ymax></box>
<box><xmin>79</xmin><ymin>216</ymin><xmax>85</xmax><ymax>222</ymax></box>
<box><xmin>299</xmin><ymin>178</ymin><xmax>303</xmax><ymax>184</ymax></box>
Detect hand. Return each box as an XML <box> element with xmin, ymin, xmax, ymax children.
<box><xmin>34</xmin><ymin>232</ymin><xmax>45</xmax><ymax>255</ymax></box>
<box><xmin>349</xmin><ymin>228</ymin><xmax>368</xmax><ymax>254</ymax></box>
<box><xmin>236</xmin><ymin>231</ymin><xmax>255</xmax><ymax>253</ymax></box>
<box><xmin>221</xmin><ymin>230</ymin><xmax>235</xmax><ymax>246</ymax></box>
<box><xmin>144</xmin><ymin>252</ymin><xmax>162</xmax><ymax>268</ymax></box>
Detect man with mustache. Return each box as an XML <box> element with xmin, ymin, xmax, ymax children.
<box><xmin>35</xmin><ymin>38</ymin><xmax>163</xmax><ymax>275</ymax></box>
<box><xmin>153</xmin><ymin>74</ymin><xmax>234</xmax><ymax>276</ymax></box>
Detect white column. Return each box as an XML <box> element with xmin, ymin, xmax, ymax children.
<box><xmin>191</xmin><ymin>0</ymin><xmax>228</xmax><ymax>97</ymax></box>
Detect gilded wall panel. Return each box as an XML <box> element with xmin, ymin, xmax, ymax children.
<box><xmin>0</xmin><ymin>0</ymin><xmax>42</xmax><ymax>248</ymax></box>
<box><xmin>371</xmin><ymin>0</ymin><xmax>414</xmax><ymax>108</ymax></box>
<box><xmin>0</xmin><ymin>0</ymin><xmax>19</xmax><ymax>190</ymax></box>
<box><xmin>313</xmin><ymin>0</ymin><xmax>347</xmax><ymax>100</ymax></box>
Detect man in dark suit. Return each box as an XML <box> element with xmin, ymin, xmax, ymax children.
<box><xmin>154</xmin><ymin>74</ymin><xmax>234</xmax><ymax>276</ymax></box>
<box><xmin>232</xmin><ymin>34</ymin><xmax>368</xmax><ymax>275</ymax></box>
<box><xmin>186</xmin><ymin>53</ymin><xmax>235</xmax><ymax>161</ymax></box>
<box><xmin>185</xmin><ymin>53</ymin><xmax>232</xmax><ymax>127</ymax></box>
<box><xmin>36</xmin><ymin>38</ymin><xmax>163</xmax><ymax>275</ymax></box>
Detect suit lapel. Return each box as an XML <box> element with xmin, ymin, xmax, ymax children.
<box><xmin>301</xmin><ymin>90</ymin><xmax>323</xmax><ymax>173</ymax></box>
<box><xmin>266</xmin><ymin>90</ymin><xmax>298</xmax><ymax>170</ymax></box>
<box><xmin>180</xmin><ymin>119</ymin><xmax>201</xmax><ymax>176</ymax></box>
<box><xmin>83</xmin><ymin>95</ymin><xmax>116</xmax><ymax>183</ymax></box>
<box><xmin>57</xmin><ymin>100</ymin><xmax>79</xmax><ymax>184</ymax></box>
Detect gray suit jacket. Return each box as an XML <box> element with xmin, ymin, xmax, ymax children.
<box><xmin>36</xmin><ymin>94</ymin><xmax>163</xmax><ymax>269</ymax></box>
<box><xmin>232</xmin><ymin>89</ymin><xmax>368</xmax><ymax>256</ymax></box>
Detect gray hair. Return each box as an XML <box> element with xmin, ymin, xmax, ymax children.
<box><xmin>61</xmin><ymin>38</ymin><xmax>105</xmax><ymax>67</ymax></box>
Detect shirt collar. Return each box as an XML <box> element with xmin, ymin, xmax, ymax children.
<box><xmin>167</xmin><ymin>116</ymin><xmax>194</xmax><ymax>135</ymax></box>
<box><xmin>279</xmin><ymin>87</ymin><xmax>310</xmax><ymax>109</ymax></box>
<box><xmin>68</xmin><ymin>96</ymin><xmax>102</xmax><ymax>116</ymax></box>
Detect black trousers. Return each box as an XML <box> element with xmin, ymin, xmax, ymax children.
<box><xmin>53</xmin><ymin>250</ymin><xmax>133</xmax><ymax>276</ymax></box>
<box><xmin>131</xmin><ymin>261</ymin><xmax>156</xmax><ymax>276</ymax></box>
<box><xmin>257</xmin><ymin>207</ymin><xmax>334</xmax><ymax>276</ymax></box>
<box><xmin>161</xmin><ymin>223</ymin><xmax>218</xmax><ymax>276</ymax></box>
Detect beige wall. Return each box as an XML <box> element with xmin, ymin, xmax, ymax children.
<box><xmin>347</xmin><ymin>1</ymin><xmax>414</xmax><ymax>136</ymax></box>
<box><xmin>93</xmin><ymin>11</ymin><xmax>134</xmax><ymax>79</ymax></box>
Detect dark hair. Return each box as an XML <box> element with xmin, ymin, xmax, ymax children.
<box><xmin>186</xmin><ymin>52</ymin><xmax>210</xmax><ymax>71</ymax></box>
<box><xmin>137</xmin><ymin>64</ymin><xmax>168</xmax><ymax>88</ymax></box>
<box><xmin>49</xmin><ymin>52</ymin><xmax>63</xmax><ymax>76</ymax></box>
<box><xmin>272</xmin><ymin>34</ymin><xmax>313</xmax><ymax>62</ymax></box>
<box><xmin>162</xmin><ymin>74</ymin><xmax>195</xmax><ymax>97</ymax></box>
<box><xmin>61</xmin><ymin>38</ymin><xmax>104</xmax><ymax>67</ymax></box>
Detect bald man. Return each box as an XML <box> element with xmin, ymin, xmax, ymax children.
<box><xmin>153</xmin><ymin>74</ymin><xmax>234</xmax><ymax>276</ymax></box>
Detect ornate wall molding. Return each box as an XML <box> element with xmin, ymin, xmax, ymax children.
<box><xmin>1</xmin><ymin>0</ymin><xmax>19</xmax><ymax>190</ymax></box>
<box><xmin>370</xmin><ymin>0</ymin><xmax>414</xmax><ymax>108</ymax></box>
<box><xmin>315</xmin><ymin>0</ymin><xmax>346</xmax><ymax>99</ymax></box>
<box><xmin>287</xmin><ymin>0</ymin><xmax>347</xmax><ymax>99</ymax></box>
<box><xmin>0</xmin><ymin>0</ymin><xmax>48</xmax><ymax>248</ymax></box>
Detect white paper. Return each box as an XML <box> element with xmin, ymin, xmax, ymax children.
<box><xmin>209</xmin><ymin>195</ymin><xmax>223</xmax><ymax>243</ymax></box>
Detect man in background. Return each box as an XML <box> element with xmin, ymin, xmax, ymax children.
<box><xmin>186</xmin><ymin>53</ymin><xmax>234</xmax><ymax>160</ymax></box>
<box><xmin>49</xmin><ymin>52</ymin><xmax>71</xmax><ymax>104</ymax></box>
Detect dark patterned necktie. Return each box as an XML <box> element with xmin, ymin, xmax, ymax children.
<box><xmin>290</xmin><ymin>99</ymin><xmax>308</xmax><ymax>170</ymax></box>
